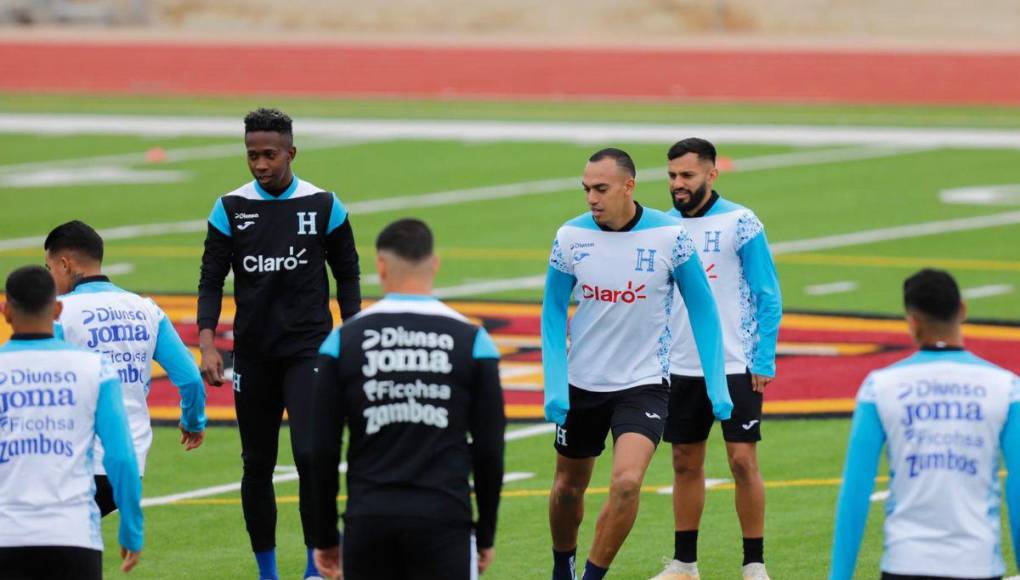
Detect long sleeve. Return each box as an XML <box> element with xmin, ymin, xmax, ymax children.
<box><xmin>830</xmin><ymin>381</ymin><xmax>885</xmax><ymax>580</ymax></box>
<box><xmin>1002</xmin><ymin>379</ymin><xmax>1020</xmax><ymax>571</ymax></box>
<box><xmin>469</xmin><ymin>328</ymin><xmax>506</xmax><ymax>549</ymax></box>
<box><xmin>737</xmin><ymin>228</ymin><xmax>783</xmax><ymax>378</ymax></box>
<box><xmin>672</xmin><ymin>233</ymin><xmax>731</xmax><ymax>420</ymax></box>
<box><xmin>197</xmin><ymin>201</ymin><xmax>233</xmax><ymax>331</ymax></box>
<box><xmin>94</xmin><ymin>366</ymin><xmax>144</xmax><ymax>552</ymax></box>
<box><xmin>323</xmin><ymin>194</ymin><xmax>361</xmax><ymax>321</ymax></box>
<box><xmin>541</xmin><ymin>257</ymin><xmax>576</xmax><ymax>426</ymax></box>
<box><xmin>309</xmin><ymin>328</ymin><xmax>345</xmax><ymax>549</ymax></box>
<box><xmin>153</xmin><ymin>313</ymin><xmax>207</xmax><ymax>432</ymax></box>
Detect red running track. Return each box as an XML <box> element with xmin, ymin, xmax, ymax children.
<box><xmin>3</xmin><ymin>41</ymin><xmax>1020</xmax><ymax>105</ymax></box>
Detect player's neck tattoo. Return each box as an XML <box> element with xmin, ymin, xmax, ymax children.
<box><xmin>70</xmin><ymin>271</ymin><xmax>85</xmax><ymax>288</ymax></box>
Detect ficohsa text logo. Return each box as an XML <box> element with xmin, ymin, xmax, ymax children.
<box><xmin>581</xmin><ymin>281</ymin><xmax>647</xmax><ymax>304</ymax></box>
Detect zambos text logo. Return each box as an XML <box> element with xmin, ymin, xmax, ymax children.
<box><xmin>0</xmin><ymin>433</ymin><xmax>75</xmax><ymax>464</ymax></box>
<box><xmin>581</xmin><ymin>281</ymin><xmax>647</xmax><ymax>304</ymax></box>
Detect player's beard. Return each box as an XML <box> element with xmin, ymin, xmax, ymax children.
<box><xmin>672</xmin><ymin>181</ymin><xmax>710</xmax><ymax>215</ymax></box>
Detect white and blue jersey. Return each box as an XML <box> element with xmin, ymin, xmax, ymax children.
<box><xmin>0</xmin><ymin>335</ymin><xmax>143</xmax><ymax>552</ymax></box>
<box><xmin>831</xmin><ymin>347</ymin><xmax>1020</xmax><ymax>579</ymax></box>
<box><xmin>668</xmin><ymin>193</ymin><xmax>782</xmax><ymax>377</ymax></box>
<box><xmin>57</xmin><ymin>276</ymin><xmax>206</xmax><ymax>475</ymax></box>
<box><xmin>541</xmin><ymin>203</ymin><xmax>732</xmax><ymax>425</ymax></box>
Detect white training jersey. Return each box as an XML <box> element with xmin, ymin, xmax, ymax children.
<box><xmin>668</xmin><ymin>197</ymin><xmax>781</xmax><ymax>377</ymax></box>
<box><xmin>0</xmin><ymin>339</ymin><xmax>109</xmax><ymax>550</ymax></box>
<box><xmin>544</xmin><ymin>206</ymin><xmax>718</xmax><ymax>392</ymax></box>
<box><xmin>861</xmin><ymin>349</ymin><xmax>1020</xmax><ymax>577</ymax></box>
<box><xmin>58</xmin><ymin>279</ymin><xmax>206</xmax><ymax>476</ymax></box>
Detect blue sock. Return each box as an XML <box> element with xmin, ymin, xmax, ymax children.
<box><xmin>254</xmin><ymin>549</ymin><xmax>278</xmax><ymax>580</ymax></box>
<box><xmin>552</xmin><ymin>548</ymin><xmax>577</xmax><ymax>580</ymax></box>
<box><xmin>581</xmin><ymin>560</ymin><xmax>608</xmax><ymax>580</ymax></box>
<box><xmin>304</xmin><ymin>547</ymin><xmax>319</xmax><ymax>578</ymax></box>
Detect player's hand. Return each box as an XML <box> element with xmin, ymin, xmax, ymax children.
<box><xmin>478</xmin><ymin>547</ymin><xmax>495</xmax><ymax>574</ymax></box>
<box><xmin>199</xmin><ymin>345</ymin><xmax>224</xmax><ymax>387</ymax></box>
<box><xmin>751</xmin><ymin>374</ymin><xmax>773</xmax><ymax>393</ymax></box>
<box><xmin>179</xmin><ymin>425</ymin><xmax>204</xmax><ymax>451</ymax></box>
<box><xmin>120</xmin><ymin>547</ymin><xmax>141</xmax><ymax>573</ymax></box>
<box><xmin>712</xmin><ymin>400</ymin><xmax>734</xmax><ymax>421</ymax></box>
<box><xmin>314</xmin><ymin>545</ymin><xmax>342</xmax><ymax>579</ymax></box>
<box><xmin>544</xmin><ymin>397</ymin><xmax>568</xmax><ymax>426</ymax></box>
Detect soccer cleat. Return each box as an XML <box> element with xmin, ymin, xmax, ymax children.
<box><xmin>742</xmin><ymin>562</ymin><xmax>770</xmax><ymax>580</ymax></box>
<box><xmin>648</xmin><ymin>558</ymin><xmax>699</xmax><ymax>580</ymax></box>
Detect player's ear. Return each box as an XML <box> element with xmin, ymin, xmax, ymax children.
<box><xmin>430</xmin><ymin>254</ymin><xmax>440</xmax><ymax>277</ymax></box>
<box><xmin>957</xmin><ymin>301</ymin><xmax>967</xmax><ymax>324</ymax></box>
<box><xmin>905</xmin><ymin>310</ymin><xmax>921</xmax><ymax>342</ymax></box>
<box><xmin>289</xmin><ymin>145</ymin><xmax>297</xmax><ymax>162</ymax></box>
<box><xmin>52</xmin><ymin>300</ymin><xmax>63</xmax><ymax>321</ymax></box>
<box><xmin>375</xmin><ymin>254</ymin><xmax>387</xmax><ymax>283</ymax></box>
<box><xmin>0</xmin><ymin>302</ymin><xmax>10</xmax><ymax>325</ymax></box>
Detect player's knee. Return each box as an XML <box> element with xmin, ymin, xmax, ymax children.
<box><xmin>609</xmin><ymin>470</ymin><xmax>643</xmax><ymax>503</ymax></box>
<box><xmin>727</xmin><ymin>452</ymin><xmax>759</xmax><ymax>483</ymax></box>
<box><xmin>672</xmin><ymin>449</ymin><xmax>705</xmax><ymax>479</ymax></box>
<box><xmin>551</xmin><ymin>476</ymin><xmax>587</xmax><ymax>504</ymax></box>
<box><xmin>241</xmin><ymin>453</ymin><xmax>277</xmax><ymax>479</ymax></box>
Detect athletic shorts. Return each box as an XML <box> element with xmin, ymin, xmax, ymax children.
<box><xmin>554</xmin><ymin>383</ymin><xmax>669</xmax><ymax>459</ymax></box>
<box><xmin>663</xmin><ymin>372</ymin><xmax>763</xmax><ymax>444</ymax></box>
<box><xmin>343</xmin><ymin>515</ymin><xmax>476</xmax><ymax>580</ymax></box>
<box><xmin>0</xmin><ymin>546</ymin><xmax>102</xmax><ymax>580</ymax></box>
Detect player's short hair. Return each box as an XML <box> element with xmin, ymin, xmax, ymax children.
<box><xmin>44</xmin><ymin>220</ymin><xmax>104</xmax><ymax>263</ymax></box>
<box><xmin>667</xmin><ymin>138</ymin><xmax>717</xmax><ymax>164</ymax></box>
<box><xmin>588</xmin><ymin>148</ymin><xmax>636</xmax><ymax>178</ymax></box>
<box><xmin>244</xmin><ymin>108</ymin><xmax>293</xmax><ymax>136</ymax></box>
<box><xmin>903</xmin><ymin>268</ymin><xmax>962</xmax><ymax>322</ymax></box>
<box><xmin>5</xmin><ymin>265</ymin><xmax>57</xmax><ymax>317</ymax></box>
<box><xmin>376</xmin><ymin>218</ymin><xmax>434</xmax><ymax>263</ymax></box>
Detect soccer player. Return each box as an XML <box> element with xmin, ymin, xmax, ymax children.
<box><xmin>830</xmin><ymin>269</ymin><xmax>1020</xmax><ymax>580</ymax></box>
<box><xmin>198</xmin><ymin>107</ymin><xmax>362</xmax><ymax>580</ymax></box>
<box><xmin>0</xmin><ymin>266</ymin><xmax>143</xmax><ymax>578</ymax></box>
<box><xmin>543</xmin><ymin>148</ymin><xmax>732</xmax><ymax>580</ymax></box>
<box><xmin>307</xmin><ymin>218</ymin><xmax>505</xmax><ymax>580</ymax></box>
<box><xmin>652</xmin><ymin>138</ymin><xmax>782</xmax><ymax>580</ymax></box>
<box><xmin>44</xmin><ymin>220</ymin><xmax>207</xmax><ymax>517</ymax></box>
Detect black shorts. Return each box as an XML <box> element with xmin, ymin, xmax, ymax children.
<box><xmin>343</xmin><ymin>515</ymin><xmax>475</xmax><ymax>580</ymax></box>
<box><xmin>554</xmin><ymin>383</ymin><xmax>669</xmax><ymax>459</ymax></box>
<box><xmin>664</xmin><ymin>372</ymin><xmax>763</xmax><ymax>444</ymax></box>
<box><xmin>0</xmin><ymin>546</ymin><xmax>102</xmax><ymax>580</ymax></box>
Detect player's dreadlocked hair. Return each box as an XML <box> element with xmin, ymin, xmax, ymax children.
<box><xmin>244</xmin><ymin>108</ymin><xmax>293</xmax><ymax>136</ymax></box>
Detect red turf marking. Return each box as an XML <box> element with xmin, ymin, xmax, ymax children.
<box><xmin>3</xmin><ymin>41</ymin><xmax>1020</xmax><ymax>105</ymax></box>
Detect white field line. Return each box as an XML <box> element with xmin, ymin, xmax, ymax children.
<box><xmin>804</xmin><ymin>281</ymin><xmax>859</xmax><ymax>296</ymax></box>
<box><xmin>961</xmin><ymin>284</ymin><xmax>1015</xmax><ymax>300</ymax></box>
<box><xmin>0</xmin><ymin>145</ymin><xmax>918</xmax><ymax>253</ymax></box>
<box><xmin>0</xmin><ymin>137</ymin><xmax>365</xmax><ymax>175</ymax></box>
<box><xmin>142</xmin><ymin>423</ymin><xmax>556</xmax><ymax>507</ymax></box>
<box><xmin>434</xmin><ymin>275</ymin><xmax>547</xmax><ymax>298</ymax></box>
<box><xmin>770</xmin><ymin>211</ymin><xmax>1020</xmax><ymax>255</ymax></box>
<box><xmin>870</xmin><ymin>490</ymin><xmax>890</xmax><ymax>502</ymax></box>
<box><xmin>656</xmin><ymin>479</ymin><xmax>732</xmax><ymax>494</ymax></box>
<box><xmin>102</xmin><ymin>262</ymin><xmax>135</xmax><ymax>276</ymax></box>
<box><xmin>2</xmin><ymin>114</ymin><xmax>1020</xmax><ymax>149</ymax></box>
